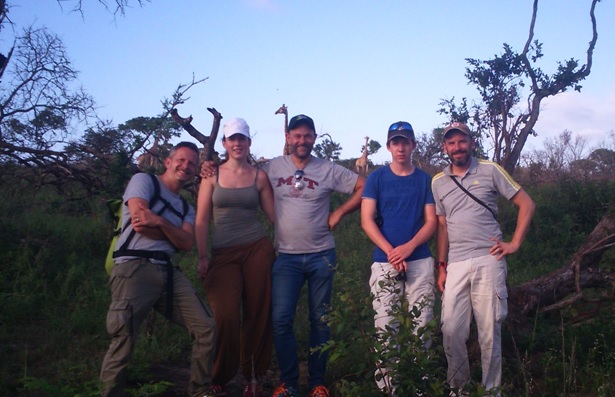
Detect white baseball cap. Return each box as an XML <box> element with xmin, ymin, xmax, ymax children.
<box><xmin>223</xmin><ymin>117</ymin><xmax>251</xmax><ymax>139</ymax></box>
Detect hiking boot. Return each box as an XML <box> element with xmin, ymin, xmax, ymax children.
<box><xmin>271</xmin><ymin>383</ymin><xmax>296</xmax><ymax>397</ymax></box>
<box><xmin>309</xmin><ymin>385</ymin><xmax>330</xmax><ymax>397</ymax></box>
<box><xmin>202</xmin><ymin>384</ymin><xmax>226</xmax><ymax>397</ymax></box>
<box><xmin>243</xmin><ymin>382</ymin><xmax>259</xmax><ymax>397</ymax></box>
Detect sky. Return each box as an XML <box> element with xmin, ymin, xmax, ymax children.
<box><xmin>6</xmin><ymin>0</ymin><xmax>615</xmax><ymax>164</ymax></box>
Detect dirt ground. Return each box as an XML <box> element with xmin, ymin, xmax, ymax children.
<box><xmin>147</xmin><ymin>361</ymin><xmax>309</xmax><ymax>397</ymax></box>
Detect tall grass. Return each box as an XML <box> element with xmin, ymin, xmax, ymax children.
<box><xmin>1</xmin><ymin>177</ymin><xmax>614</xmax><ymax>396</ymax></box>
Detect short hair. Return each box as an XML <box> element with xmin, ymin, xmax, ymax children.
<box><xmin>168</xmin><ymin>141</ymin><xmax>199</xmax><ymax>158</ymax></box>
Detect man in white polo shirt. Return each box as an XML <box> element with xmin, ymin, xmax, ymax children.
<box><xmin>431</xmin><ymin>122</ymin><xmax>535</xmax><ymax>395</ymax></box>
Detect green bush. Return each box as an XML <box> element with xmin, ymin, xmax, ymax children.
<box><xmin>1</xmin><ymin>175</ymin><xmax>615</xmax><ymax>396</ymax></box>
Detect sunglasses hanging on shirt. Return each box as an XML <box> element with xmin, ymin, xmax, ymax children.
<box><xmin>294</xmin><ymin>169</ymin><xmax>305</xmax><ymax>190</ymax></box>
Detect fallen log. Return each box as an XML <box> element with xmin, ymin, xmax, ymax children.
<box><xmin>509</xmin><ymin>206</ymin><xmax>615</xmax><ymax>317</ymax></box>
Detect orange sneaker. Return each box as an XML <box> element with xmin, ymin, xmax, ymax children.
<box><xmin>271</xmin><ymin>383</ymin><xmax>297</xmax><ymax>397</ymax></box>
<box><xmin>310</xmin><ymin>385</ymin><xmax>330</xmax><ymax>397</ymax></box>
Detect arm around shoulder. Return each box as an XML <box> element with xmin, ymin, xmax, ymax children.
<box><xmin>257</xmin><ymin>169</ymin><xmax>275</xmax><ymax>224</ymax></box>
<box><xmin>329</xmin><ymin>174</ymin><xmax>366</xmax><ymax>230</ymax></box>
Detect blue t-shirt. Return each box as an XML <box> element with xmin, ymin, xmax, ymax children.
<box><xmin>362</xmin><ymin>165</ymin><xmax>435</xmax><ymax>262</ymax></box>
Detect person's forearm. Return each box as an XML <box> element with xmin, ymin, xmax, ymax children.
<box><xmin>158</xmin><ymin>218</ymin><xmax>194</xmax><ymax>251</ymax></box>
<box><xmin>511</xmin><ymin>206</ymin><xmax>534</xmax><ymax>247</ymax></box>
<box><xmin>361</xmin><ymin>219</ymin><xmax>393</xmax><ymax>254</ymax></box>
<box><xmin>436</xmin><ymin>219</ymin><xmax>449</xmax><ymax>263</ymax></box>
<box><xmin>404</xmin><ymin>222</ymin><xmax>436</xmax><ymax>254</ymax></box>
<box><xmin>334</xmin><ymin>190</ymin><xmax>363</xmax><ymax>219</ymax></box>
<box><xmin>195</xmin><ymin>223</ymin><xmax>210</xmax><ymax>259</ymax></box>
<box><xmin>510</xmin><ymin>190</ymin><xmax>536</xmax><ymax>247</ymax></box>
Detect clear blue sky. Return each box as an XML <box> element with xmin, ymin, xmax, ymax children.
<box><xmin>7</xmin><ymin>0</ymin><xmax>615</xmax><ymax>164</ymax></box>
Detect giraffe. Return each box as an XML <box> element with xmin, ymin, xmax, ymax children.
<box><xmin>275</xmin><ymin>104</ymin><xmax>292</xmax><ymax>156</ymax></box>
<box><xmin>355</xmin><ymin>136</ymin><xmax>370</xmax><ymax>175</ymax></box>
<box><xmin>137</xmin><ymin>133</ymin><xmax>162</xmax><ymax>172</ymax></box>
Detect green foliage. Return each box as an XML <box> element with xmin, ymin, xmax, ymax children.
<box><xmin>20</xmin><ymin>376</ymin><xmax>101</xmax><ymax>397</ymax></box>
<box><xmin>1</xmin><ymin>171</ymin><xmax>615</xmax><ymax>396</ymax></box>
<box><xmin>314</xmin><ymin>133</ymin><xmax>343</xmax><ymax>161</ymax></box>
<box><xmin>367</xmin><ymin>139</ymin><xmax>381</xmax><ymax>156</ymax></box>
<box><xmin>321</xmin><ymin>277</ymin><xmax>446</xmax><ymax>396</ymax></box>
<box><xmin>126</xmin><ymin>381</ymin><xmax>174</xmax><ymax>397</ymax></box>
<box><xmin>504</xmin><ymin>176</ymin><xmax>615</xmax><ymax>284</ymax></box>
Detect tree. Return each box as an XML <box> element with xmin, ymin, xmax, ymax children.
<box><xmin>0</xmin><ymin>26</ymin><xmax>98</xmax><ymax>191</ymax></box>
<box><xmin>63</xmin><ymin>0</ymin><xmax>149</xmax><ymax>16</ymax></box>
<box><xmin>439</xmin><ymin>0</ymin><xmax>601</xmax><ymax>175</ymax></box>
<box><xmin>362</xmin><ymin>139</ymin><xmax>380</xmax><ymax>157</ymax></box>
<box><xmin>314</xmin><ymin>133</ymin><xmax>342</xmax><ymax>161</ymax></box>
<box><xmin>509</xmin><ymin>204</ymin><xmax>615</xmax><ymax>318</ymax></box>
<box><xmin>413</xmin><ymin>129</ymin><xmax>448</xmax><ymax>175</ymax></box>
<box><xmin>0</xmin><ymin>0</ymin><xmax>207</xmax><ymax>195</ymax></box>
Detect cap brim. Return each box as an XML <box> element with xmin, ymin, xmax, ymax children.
<box><xmin>443</xmin><ymin>129</ymin><xmax>470</xmax><ymax>139</ymax></box>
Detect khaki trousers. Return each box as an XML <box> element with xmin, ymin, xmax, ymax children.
<box><xmin>100</xmin><ymin>258</ymin><xmax>216</xmax><ymax>397</ymax></box>
<box><xmin>441</xmin><ymin>254</ymin><xmax>508</xmax><ymax>392</ymax></box>
<box><xmin>369</xmin><ymin>257</ymin><xmax>436</xmax><ymax>394</ymax></box>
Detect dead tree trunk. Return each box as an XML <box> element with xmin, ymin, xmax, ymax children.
<box><xmin>170</xmin><ymin>107</ymin><xmax>223</xmax><ymax>162</ymax></box>
<box><xmin>509</xmin><ymin>206</ymin><xmax>615</xmax><ymax>317</ymax></box>
<box><xmin>204</xmin><ymin>108</ymin><xmax>222</xmax><ymax>161</ymax></box>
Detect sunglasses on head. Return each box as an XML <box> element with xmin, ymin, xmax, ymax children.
<box><xmin>389</xmin><ymin>122</ymin><xmax>413</xmax><ymax>131</ymax></box>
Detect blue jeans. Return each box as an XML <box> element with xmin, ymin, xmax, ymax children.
<box><xmin>271</xmin><ymin>248</ymin><xmax>336</xmax><ymax>392</ymax></box>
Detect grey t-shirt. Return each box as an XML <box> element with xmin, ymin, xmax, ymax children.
<box><xmin>263</xmin><ymin>155</ymin><xmax>358</xmax><ymax>254</ymax></box>
<box><xmin>115</xmin><ymin>173</ymin><xmax>196</xmax><ymax>263</ymax></box>
<box><xmin>431</xmin><ymin>157</ymin><xmax>520</xmax><ymax>262</ymax></box>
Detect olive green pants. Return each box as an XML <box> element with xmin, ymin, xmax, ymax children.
<box><xmin>100</xmin><ymin>258</ymin><xmax>216</xmax><ymax>397</ymax></box>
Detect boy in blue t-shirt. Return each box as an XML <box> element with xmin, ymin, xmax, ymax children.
<box><xmin>360</xmin><ymin>121</ymin><xmax>437</xmax><ymax>394</ymax></box>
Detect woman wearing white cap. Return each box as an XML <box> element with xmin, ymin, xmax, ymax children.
<box><xmin>196</xmin><ymin>117</ymin><xmax>276</xmax><ymax>397</ymax></box>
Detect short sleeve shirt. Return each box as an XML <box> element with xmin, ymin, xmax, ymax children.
<box><xmin>431</xmin><ymin>158</ymin><xmax>520</xmax><ymax>262</ymax></box>
<box><xmin>115</xmin><ymin>173</ymin><xmax>196</xmax><ymax>263</ymax></box>
<box><xmin>362</xmin><ymin>165</ymin><xmax>435</xmax><ymax>262</ymax></box>
<box><xmin>263</xmin><ymin>155</ymin><xmax>358</xmax><ymax>254</ymax></box>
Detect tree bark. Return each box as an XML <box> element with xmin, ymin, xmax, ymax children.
<box><xmin>509</xmin><ymin>206</ymin><xmax>615</xmax><ymax>316</ymax></box>
<box><xmin>170</xmin><ymin>107</ymin><xmax>222</xmax><ymax>162</ymax></box>
<box><xmin>502</xmin><ymin>0</ymin><xmax>599</xmax><ymax>175</ymax></box>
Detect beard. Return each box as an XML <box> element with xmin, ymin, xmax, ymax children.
<box><xmin>291</xmin><ymin>144</ymin><xmax>313</xmax><ymax>159</ymax></box>
<box><xmin>449</xmin><ymin>151</ymin><xmax>472</xmax><ymax>167</ymax></box>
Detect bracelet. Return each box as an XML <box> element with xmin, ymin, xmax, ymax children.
<box><xmin>436</xmin><ymin>261</ymin><xmax>447</xmax><ymax>269</ymax></box>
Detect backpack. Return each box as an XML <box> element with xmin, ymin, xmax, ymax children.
<box><xmin>105</xmin><ymin>173</ymin><xmax>189</xmax><ymax>275</ymax></box>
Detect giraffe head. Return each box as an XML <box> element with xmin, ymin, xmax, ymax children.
<box><xmin>275</xmin><ymin>104</ymin><xmax>288</xmax><ymax>115</ymax></box>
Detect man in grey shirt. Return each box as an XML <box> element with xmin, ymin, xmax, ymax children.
<box><xmin>201</xmin><ymin>115</ymin><xmax>364</xmax><ymax>397</ymax></box>
<box><xmin>431</xmin><ymin>122</ymin><xmax>535</xmax><ymax>395</ymax></box>
<box><xmin>267</xmin><ymin>114</ymin><xmax>364</xmax><ymax>397</ymax></box>
<box><xmin>101</xmin><ymin>142</ymin><xmax>217</xmax><ymax>397</ymax></box>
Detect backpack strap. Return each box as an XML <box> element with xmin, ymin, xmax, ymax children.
<box><xmin>112</xmin><ymin>173</ymin><xmax>186</xmax><ymax>320</ymax></box>
<box><xmin>113</xmin><ymin>174</ymin><xmax>190</xmax><ymax>259</ymax></box>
